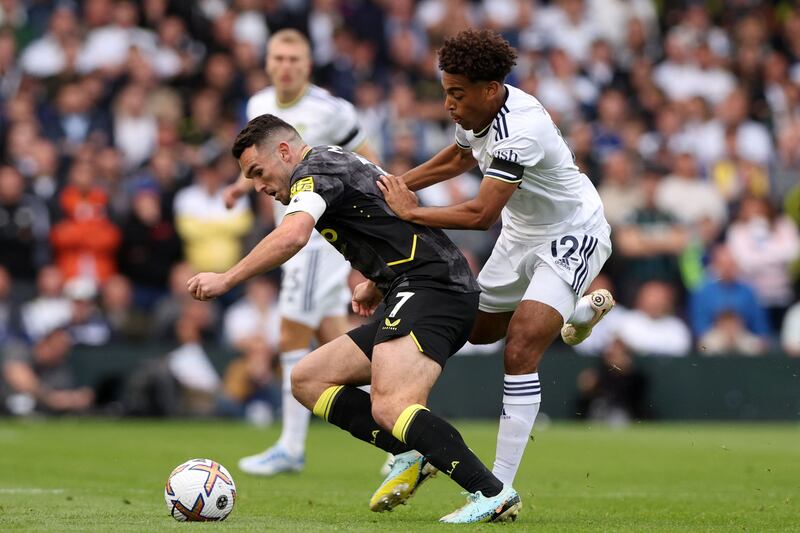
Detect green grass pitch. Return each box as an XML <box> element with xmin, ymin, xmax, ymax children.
<box><xmin>0</xmin><ymin>419</ymin><xmax>797</xmax><ymax>531</ymax></box>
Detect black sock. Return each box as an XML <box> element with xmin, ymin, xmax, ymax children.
<box><xmin>313</xmin><ymin>385</ymin><xmax>411</xmax><ymax>455</ymax></box>
<box><xmin>395</xmin><ymin>405</ymin><xmax>503</xmax><ymax>497</ymax></box>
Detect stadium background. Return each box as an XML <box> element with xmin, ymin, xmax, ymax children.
<box><xmin>0</xmin><ymin>0</ymin><xmax>799</xmax><ymax>423</ymax></box>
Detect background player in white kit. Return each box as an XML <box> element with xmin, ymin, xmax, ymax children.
<box><xmin>377</xmin><ymin>29</ymin><xmax>615</xmax><ymax>506</ymax></box>
<box><xmin>224</xmin><ymin>29</ymin><xmax>380</xmax><ymax>476</ymax></box>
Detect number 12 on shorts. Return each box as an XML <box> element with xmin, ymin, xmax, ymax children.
<box><xmin>389</xmin><ymin>292</ymin><xmax>415</xmax><ymax>318</ymax></box>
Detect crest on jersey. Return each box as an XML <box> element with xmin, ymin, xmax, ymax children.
<box><xmin>290</xmin><ymin>176</ymin><xmax>314</xmax><ymax>198</ymax></box>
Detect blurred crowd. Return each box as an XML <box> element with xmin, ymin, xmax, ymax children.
<box><xmin>1</xmin><ymin>0</ymin><xmax>800</xmax><ymax>418</ymax></box>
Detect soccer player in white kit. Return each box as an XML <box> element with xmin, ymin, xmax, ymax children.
<box><xmin>377</xmin><ymin>29</ymin><xmax>615</xmax><ymax>516</ymax></box>
<box><xmin>225</xmin><ymin>29</ymin><xmax>381</xmax><ymax>476</ymax></box>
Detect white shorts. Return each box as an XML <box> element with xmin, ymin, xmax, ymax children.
<box><xmin>478</xmin><ymin>225</ymin><xmax>612</xmax><ymax>321</ymax></box>
<box><xmin>279</xmin><ymin>244</ymin><xmax>351</xmax><ymax>328</ymax></box>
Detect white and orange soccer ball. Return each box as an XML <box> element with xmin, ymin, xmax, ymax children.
<box><xmin>164</xmin><ymin>458</ymin><xmax>237</xmax><ymax>522</ymax></box>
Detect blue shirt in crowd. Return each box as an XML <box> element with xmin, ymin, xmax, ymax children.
<box><xmin>689</xmin><ymin>279</ymin><xmax>771</xmax><ymax>337</ymax></box>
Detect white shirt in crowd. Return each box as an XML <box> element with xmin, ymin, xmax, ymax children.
<box><xmin>655</xmin><ymin>172</ymin><xmax>727</xmax><ymax>226</ymax></box>
<box><xmin>615</xmin><ymin>309</ymin><xmax>692</xmax><ymax>357</ymax></box>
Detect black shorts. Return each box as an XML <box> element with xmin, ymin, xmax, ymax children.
<box><xmin>347</xmin><ymin>284</ymin><xmax>479</xmax><ymax>367</ymax></box>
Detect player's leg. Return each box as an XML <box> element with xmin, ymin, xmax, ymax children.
<box><xmin>370</xmin><ymin>336</ymin><xmax>504</xmax><ymax>494</ymax></box>
<box><xmin>468</xmin><ymin>310</ymin><xmax>513</xmax><ymax>344</ymax></box>
<box><xmin>561</xmin><ymin>228</ymin><xmax>616</xmax><ymax>344</ymax></box>
<box><xmin>468</xmin><ymin>232</ymin><xmax>524</xmax><ymax>345</ymax></box>
<box><xmin>291</xmin><ymin>330</ymin><xmax>412</xmax><ymax>456</ymax></box>
<box><xmin>371</xmin><ymin>335</ymin><xmax>521</xmax><ymax>522</ymax></box>
<box><xmin>238</xmin><ymin>250</ymin><xmax>322</xmax><ymax>475</ymax></box>
<box><xmin>492</xmin><ymin>261</ymin><xmax>584</xmax><ymax>488</ymax></box>
<box><xmin>276</xmin><ymin>318</ymin><xmax>314</xmax><ymax>448</ymax></box>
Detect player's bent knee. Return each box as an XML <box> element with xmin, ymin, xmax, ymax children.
<box><xmin>370</xmin><ymin>397</ymin><xmax>401</xmax><ymax>432</ymax></box>
<box><xmin>289</xmin><ymin>360</ymin><xmax>316</xmax><ymax>409</ymax></box>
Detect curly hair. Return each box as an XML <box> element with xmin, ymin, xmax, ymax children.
<box><xmin>438</xmin><ymin>29</ymin><xmax>517</xmax><ymax>83</ymax></box>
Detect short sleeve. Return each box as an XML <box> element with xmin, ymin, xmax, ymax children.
<box><xmin>289</xmin><ymin>173</ymin><xmax>344</xmax><ymax>208</ymax></box>
<box><xmin>284</xmin><ymin>191</ymin><xmax>327</xmax><ymax>223</ymax></box>
<box><xmin>485</xmin><ymin>156</ymin><xmax>525</xmax><ymax>184</ymax></box>
<box><xmin>329</xmin><ymin>99</ymin><xmax>367</xmax><ymax>151</ymax></box>
<box><xmin>454</xmin><ymin>126</ymin><xmax>471</xmax><ymax>149</ymax></box>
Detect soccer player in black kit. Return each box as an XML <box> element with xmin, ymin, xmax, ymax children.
<box><xmin>187</xmin><ymin>114</ymin><xmax>521</xmax><ymax>523</ymax></box>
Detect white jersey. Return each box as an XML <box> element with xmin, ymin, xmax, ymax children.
<box><xmin>246</xmin><ymin>84</ymin><xmax>367</xmax><ymax>245</ymax></box>
<box><xmin>455</xmin><ymin>84</ymin><xmax>606</xmax><ymax>241</ymax></box>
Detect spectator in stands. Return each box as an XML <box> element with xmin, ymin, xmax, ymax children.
<box><xmin>699</xmin><ymin>310</ymin><xmax>767</xmax><ymax>356</ymax></box>
<box><xmin>153</xmin><ymin>262</ymin><xmax>219</xmax><ymax>342</ymax></box>
<box><xmin>223</xmin><ymin>276</ymin><xmax>280</xmax><ymax>351</ymax></box>
<box><xmin>698</xmin><ymin>88</ymin><xmax>773</xmax><ymax>169</ymax></box>
<box><xmin>219</xmin><ymin>335</ymin><xmax>281</xmax><ymax>424</ymax></box>
<box><xmin>101</xmin><ymin>274</ymin><xmax>149</xmax><ymax>342</ymax></box>
<box><xmin>18</xmin><ymin>2</ymin><xmax>79</xmax><ymax>78</ymax></box>
<box><xmin>0</xmin><ymin>265</ymin><xmax>14</xmax><ymax>345</ymax></box>
<box><xmin>592</xmin><ymin>88</ymin><xmax>627</xmax><ymax>161</ymax></box>
<box><xmin>689</xmin><ymin>244</ymin><xmax>770</xmax><ymax>342</ymax></box>
<box><xmin>112</xmin><ymin>83</ymin><xmax>158</xmax><ymax>170</ymax></box>
<box><xmin>772</xmin><ymin>120</ymin><xmax>800</xmax><ymax>205</ymax></box>
<box><xmin>164</xmin><ymin>314</ymin><xmax>220</xmax><ymax>416</ymax></box>
<box><xmin>174</xmin><ymin>156</ymin><xmax>253</xmax><ymax>274</ymax></box>
<box><xmin>220</xmin><ymin>275</ymin><xmax>281</xmax><ymax>421</ymax></box>
<box><xmin>615</xmin><ymin>171</ymin><xmax>688</xmax><ymax>305</ymax></box>
<box><xmin>1</xmin><ymin>327</ymin><xmax>94</xmax><ymax>415</ymax></box>
<box><xmin>20</xmin><ymin>265</ymin><xmax>71</xmax><ymax>343</ymax></box>
<box><xmin>598</xmin><ymin>150</ymin><xmax>642</xmax><ymax>227</ymax></box>
<box><xmin>0</xmin><ymin>165</ymin><xmax>50</xmax><ymax>297</ymax></box>
<box><xmin>781</xmin><ymin>300</ymin><xmax>800</xmax><ymax>357</ymax></box>
<box><xmin>536</xmin><ymin>47</ymin><xmax>598</xmax><ymax>127</ymax></box>
<box><xmin>50</xmin><ymin>160</ymin><xmax>121</xmax><ymax>284</ymax></box>
<box><xmin>118</xmin><ymin>182</ymin><xmax>183</xmax><ymax>309</ymax></box>
<box><xmin>0</xmin><ymin>27</ymin><xmax>20</xmax><ymax>101</ymax></box>
<box><xmin>726</xmin><ymin>195</ymin><xmax>800</xmax><ymax>331</ymax></box>
<box><xmin>615</xmin><ymin>280</ymin><xmax>691</xmax><ymax>357</ymax></box>
<box><xmin>26</xmin><ymin>139</ymin><xmax>60</xmax><ymax>203</ymax></box>
<box><xmin>655</xmin><ymin>152</ymin><xmax>727</xmax><ymax>242</ymax></box>
<box><xmin>63</xmin><ymin>277</ymin><xmax>110</xmax><ymax>347</ymax></box>
<box><xmin>42</xmin><ymin>82</ymin><xmax>111</xmax><ymax>155</ymax></box>
<box><xmin>576</xmin><ymin>339</ymin><xmax>648</xmax><ymax>424</ymax></box>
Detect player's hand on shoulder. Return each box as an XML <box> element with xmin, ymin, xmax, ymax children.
<box><xmin>377</xmin><ymin>174</ymin><xmax>418</xmax><ymax>220</ymax></box>
<box><xmin>187</xmin><ymin>272</ymin><xmax>230</xmax><ymax>301</ymax></box>
<box><xmin>351</xmin><ymin>280</ymin><xmax>382</xmax><ymax>317</ymax></box>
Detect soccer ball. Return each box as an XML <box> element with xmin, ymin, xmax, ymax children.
<box><xmin>164</xmin><ymin>458</ymin><xmax>236</xmax><ymax>522</ymax></box>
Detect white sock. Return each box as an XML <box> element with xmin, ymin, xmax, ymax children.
<box><xmin>492</xmin><ymin>372</ymin><xmax>541</xmax><ymax>486</ymax></box>
<box><xmin>568</xmin><ymin>296</ymin><xmax>595</xmax><ymax>324</ymax></box>
<box><xmin>276</xmin><ymin>349</ymin><xmax>311</xmax><ymax>458</ymax></box>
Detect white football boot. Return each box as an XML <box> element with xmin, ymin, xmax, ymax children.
<box><xmin>238</xmin><ymin>444</ymin><xmax>304</xmax><ymax>476</ymax></box>
<box><xmin>439</xmin><ymin>485</ymin><xmax>521</xmax><ymax>523</ymax></box>
<box><xmin>561</xmin><ymin>288</ymin><xmax>615</xmax><ymax>346</ymax></box>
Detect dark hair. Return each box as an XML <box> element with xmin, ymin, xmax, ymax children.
<box><xmin>231</xmin><ymin>114</ymin><xmax>300</xmax><ymax>159</ymax></box>
<box><xmin>438</xmin><ymin>29</ymin><xmax>517</xmax><ymax>83</ymax></box>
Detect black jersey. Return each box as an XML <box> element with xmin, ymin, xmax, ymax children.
<box><xmin>288</xmin><ymin>145</ymin><xmax>479</xmax><ymax>294</ymax></box>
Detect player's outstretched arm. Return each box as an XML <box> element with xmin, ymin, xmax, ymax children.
<box><xmin>379</xmin><ymin>173</ymin><xmax>516</xmax><ymax>230</ymax></box>
<box><xmin>400</xmin><ymin>144</ymin><xmax>477</xmax><ymax>191</ymax></box>
<box><xmin>187</xmin><ymin>212</ymin><xmax>315</xmax><ymax>300</ymax></box>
